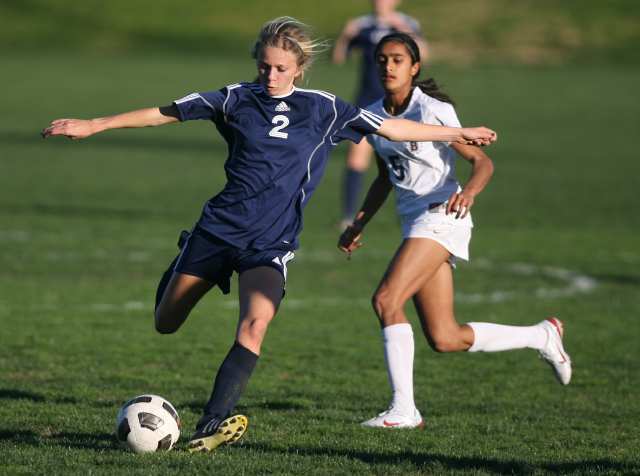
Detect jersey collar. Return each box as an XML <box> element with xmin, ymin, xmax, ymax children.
<box><xmin>382</xmin><ymin>87</ymin><xmax>421</xmax><ymax>117</ymax></box>
<box><xmin>270</xmin><ymin>86</ymin><xmax>296</xmax><ymax>99</ymax></box>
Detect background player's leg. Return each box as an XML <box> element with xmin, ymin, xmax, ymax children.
<box><xmin>341</xmin><ymin>140</ymin><xmax>372</xmax><ymax>226</ymax></box>
<box><xmin>154</xmin><ymin>272</ymin><xmax>213</xmax><ymax>334</ymax></box>
<box><xmin>192</xmin><ymin>267</ymin><xmax>284</xmax><ymax>447</ymax></box>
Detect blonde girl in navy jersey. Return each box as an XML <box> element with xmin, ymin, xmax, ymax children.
<box><xmin>338</xmin><ymin>33</ymin><xmax>571</xmax><ymax>429</ymax></box>
<box><xmin>42</xmin><ymin>18</ymin><xmax>495</xmax><ymax>451</ymax></box>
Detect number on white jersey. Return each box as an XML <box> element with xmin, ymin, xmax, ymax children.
<box><xmin>269</xmin><ymin>115</ymin><xmax>289</xmax><ymax>139</ymax></box>
<box><xmin>388</xmin><ymin>155</ymin><xmax>407</xmax><ymax>181</ymax></box>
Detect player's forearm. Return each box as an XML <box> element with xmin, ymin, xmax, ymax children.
<box><xmin>332</xmin><ymin>37</ymin><xmax>350</xmax><ymax>64</ymax></box>
<box><xmin>377</xmin><ymin>118</ymin><xmax>464</xmax><ymax>143</ymax></box>
<box><xmin>91</xmin><ymin>107</ymin><xmax>177</xmax><ymax>134</ymax></box>
<box><xmin>353</xmin><ymin>177</ymin><xmax>392</xmax><ymax>228</ymax></box>
<box><xmin>464</xmin><ymin>156</ymin><xmax>494</xmax><ymax>198</ymax></box>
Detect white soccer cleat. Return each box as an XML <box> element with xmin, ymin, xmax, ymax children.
<box><xmin>538</xmin><ymin>317</ymin><xmax>572</xmax><ymax>385</ymax></box>
<box><xmin>361</xmin><ymin>406</ymin><xmax>424</xmax><ymax>429</ymax></box>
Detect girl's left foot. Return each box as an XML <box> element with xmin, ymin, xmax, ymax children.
<box><xmin>361</xmin><ymin>406</ymin><xmax>424</xmax><ymax>429</ymax></box>
<box><xmin>538</xmin><ymin>318</ymin><xmax>572</xmax><ymax>385</ymax></box>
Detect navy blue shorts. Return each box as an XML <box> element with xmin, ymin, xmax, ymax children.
<box><xmin>171</xmin><ymin>227</ymin><xmax>295</xmax><ymax>295</ymax></box>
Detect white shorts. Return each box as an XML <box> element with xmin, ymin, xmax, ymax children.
<box><xmin>401</xmin><ymin>204</ymin><xmax>473</xmax><ymax>262</ymax></box>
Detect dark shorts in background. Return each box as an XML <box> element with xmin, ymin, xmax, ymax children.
<box><xmin>172</xmin><ymin>227</ymin><xmax>295</xmax><ymax>295</ymax></box>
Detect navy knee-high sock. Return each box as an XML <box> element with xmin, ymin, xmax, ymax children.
<box><xmin>199</xmin><ymin>342</ymin><xmax>258</xmax><ymax>427</ymax></box>
<box><xmin>342</xmin><ymin>169</ymin><xmax>364</xmax><ymax>220</ymax></box>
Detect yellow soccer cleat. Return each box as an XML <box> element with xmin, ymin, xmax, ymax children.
<box><xmin>187</xmin><ymin>414</ymin><xmax>248</xmax><ymax>453</ymax></box>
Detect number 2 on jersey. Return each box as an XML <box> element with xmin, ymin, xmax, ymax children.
<box><xmin>269</xmin><ymin>115</ymin><xmax>289</xmax><ymax>139</ymax></box>
<box><xmin>388</xmin><ymin>155</ymin><xmax>406</xmax><ymax>181</ymax></box>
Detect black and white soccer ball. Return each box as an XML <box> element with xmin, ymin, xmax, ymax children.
<box><xmin>115</xmin><ymin>394</ymin><xmax>181</xmax><ymax>453</ymax></box>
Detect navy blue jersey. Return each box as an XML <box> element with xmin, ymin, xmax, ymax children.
<box><xmin>348</xmin><ymin>14</ymin><xmax>421</xmax><ymax>107</ymax></box>
<box><xmin>174</xmin><ymin>82</ymin><xmax>383</xmax><ymax>251</ymax></box>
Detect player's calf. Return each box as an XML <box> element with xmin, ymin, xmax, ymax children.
<box><xmin>425</xmin><ymin>325</ymin><xmax>473</xmax><ymax>353</ymax></box>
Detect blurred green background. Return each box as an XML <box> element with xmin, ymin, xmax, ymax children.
<box><xmin>2</xmin><ymin>0</ymin><xmax>639</xmax><ymax>64</ymax></box>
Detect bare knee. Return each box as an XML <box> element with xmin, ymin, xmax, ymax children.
<box><xmin>372</xmin><ymin>288</ymin><xmax>405</xmax><ymax>327</ymax></box>
<box><xmin>154</xmin><ymin>307</ymin><xmax>184</xmax><ymax>335</ymax></box>
<box><xmin>237</xmin><ymin>315</ymin><xmax>273</xmax><ymax>353</ymax></box>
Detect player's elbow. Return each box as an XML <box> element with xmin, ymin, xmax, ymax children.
<box><xmin>482</xmin><ymin>156</ymin><xmax>495</xmax><ymax>177</ymax></box>
<box><xmin>471</xmin><ymin>153</ymin><xmax>494</xmax><ymax>177</ymax></box>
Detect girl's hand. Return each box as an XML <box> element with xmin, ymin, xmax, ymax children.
<box><xmin>338</xmin><ymin>223</ymin><xmax>364</xmax><ymax>256</ymax></box>
<box><xmin>41</xmin><ymin>119</ymin><xmax>97</xmax><ymax>140</ymax></box>
<box><xmin>458</xmin><ymin>127</ymin><xmax>497</xmax><ymax>146</ymax></box>
<box><xmin>446</xmin><ymin>191</ymin><xmax>474</xmax><ymax>219</ymax></box>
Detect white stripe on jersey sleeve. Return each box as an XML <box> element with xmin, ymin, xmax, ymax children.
<box><xmin>294</xmin><ymin>87</ymin><xmax>336</xmax><ymax>101</ymax></box>
<box><xmin>174</xmin><ymin>93</ymin><xmax>200</xmax><ymax>104</ymax></box>
<box><xmin>329</xmin><ymin>107</ymin><xmax>382</xmax><ymax>146</ymax></box>
<box><xmin>223</xmin><ymin>83</ymin><xmax>242</xmax><ymax>116</ymax></box>
<box><xmin>360</xmin><ymin>109</ymin><xmax>384</xmax><ymax>127</ymax></box>
<box><xmin>358</xmin><ymin>112</ymin><xmax>383</xmax><ymax>130</ymax></box>
<box><xmin>198</xmin><ymin>94</ymin><xmax>216</xmax><ymax>111</ymax></box>
<box><xmin>175</xmin><ymin>93</ymin><xmax>216</xmax><ymax>111</ymax></box>
<box><xmin>330</xmin><ymin>113</ymin><xmax>359</xmax><ymax>146</ymax></box>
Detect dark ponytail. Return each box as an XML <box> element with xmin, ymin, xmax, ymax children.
<box><xmin>374</xmin><ymin>32</ymin><xmax>455</xmax><ymax>106</ymax></box>
<box><xmin>414</xmin><ymin>77</ymin><xmax>455</xmax><ymax>106</ymax></box>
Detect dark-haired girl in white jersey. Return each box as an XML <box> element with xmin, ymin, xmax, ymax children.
<box><xmin>339</xmin><ymin>33</ymin><xmax>571</xmax><ymax>429</ymax></box>
<box><xmin>42</xmin><ymin>18</ymin><xmax>496</xmax><ymax>451</ymax></box>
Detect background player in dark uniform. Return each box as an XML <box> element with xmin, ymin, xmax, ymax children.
<box><xmin>333</xmin><ymin>0</ymin><xmax>427</xmax><ymax>227</ymax></box>
<box><xmin>42</xmin><ymin>17</ymin><xmax>494</xmax><ymax>453</ymax></box>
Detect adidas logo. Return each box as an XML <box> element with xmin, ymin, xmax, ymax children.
<box><xmin>275</xmin><ymin>101</ymin><xmax>290</xmax><ymax>112</ymax></box>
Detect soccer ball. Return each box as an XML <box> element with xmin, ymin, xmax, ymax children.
<box><xmin>115</xmin><ymin>394</ymin><xmax>181</xmax><ymax>453</ymax></box>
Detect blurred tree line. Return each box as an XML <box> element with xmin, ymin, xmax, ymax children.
<box><xmin>2</xmin><ymin>0</ymin><xmax>638</xmax><ymax>64</ymax></box>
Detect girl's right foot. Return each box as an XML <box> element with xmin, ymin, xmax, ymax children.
<box><xmin>187</xmin><ymin>414</ymin><xmax>248</xmax><ymax>453</ymax></box>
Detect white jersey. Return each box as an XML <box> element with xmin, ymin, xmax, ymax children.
<box><xmin>367</xmin><ymin>87</ymin><xmax>470</xmax><ymax>225</ymax></box>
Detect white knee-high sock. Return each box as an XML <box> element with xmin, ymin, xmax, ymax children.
<box><xmin>467</xmin><ymin>322</ymin><xmax>547</xmax><ymax>352</ymax></box>
<box><xmin>382</xmin><ymin>323</ymin><xmax>416</xmax><ymax>413</ymax></box>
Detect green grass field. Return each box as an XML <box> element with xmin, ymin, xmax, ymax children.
<box><xmin>1</xmin><ymin>52</ymin><xmax>639</xmax><ymax>474</ymax></box>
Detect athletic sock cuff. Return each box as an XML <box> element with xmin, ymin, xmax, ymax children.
<box><xmin>467</xmin><ymin>322</ymin><xmax>483</xmax><ymax>352</ymax></box>
<box><xmin>382</xmin><ymin>323</ymin><xmax>413</xmax><ymax>340</ymax></box>
<box><xmin>230</xmin><ymin>342</ymin><xmax>259</xmax><ymax>367</ymax></box>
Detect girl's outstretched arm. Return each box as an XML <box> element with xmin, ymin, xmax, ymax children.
<box><xmin>41</xmin><ymin>105</ymin><xmax>180</xmax><ymax>140</ymax></box>
<box><xmin>376</xmin><ymin>118</ymin><xmax>497</xmax><ymax>146</ymax></box>
<box><xmin>338</xmin><ymin>154</ymin><xmax>392</xmax><ymax>255</ymax></box>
